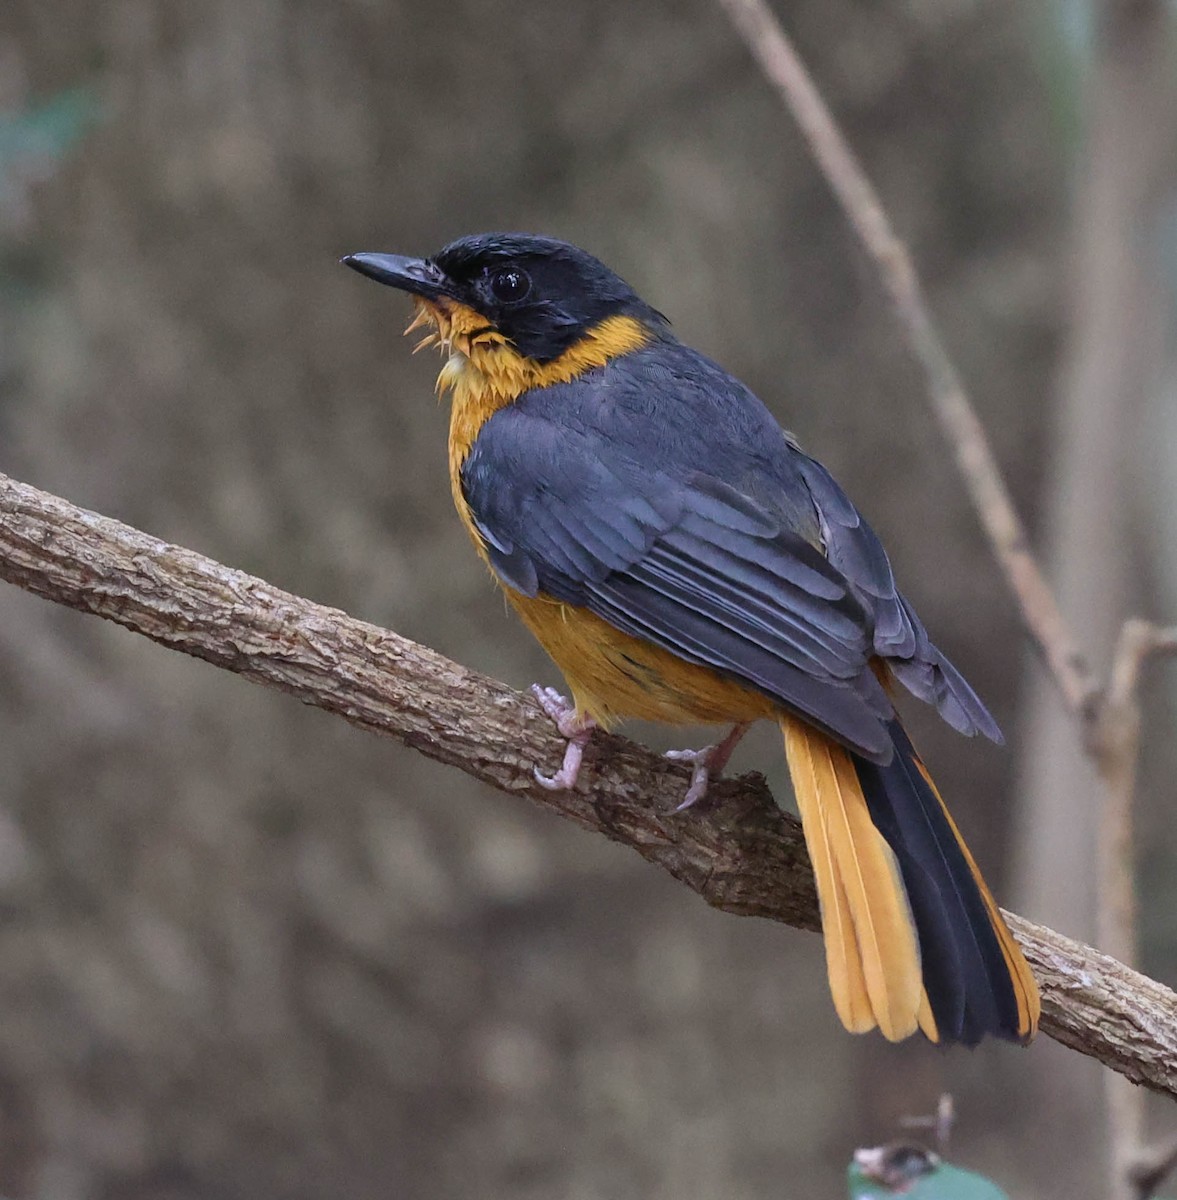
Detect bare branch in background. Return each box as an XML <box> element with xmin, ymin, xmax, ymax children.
<box><xmin>2</xmin><ymin>471</ymin><xmax>1177</xmax><ymax>1095</ymax></box>
<box><xmin>714</xmin><ymin>0</ymin><xmax>1099</xmax><ymax>719</ymax></box>
<box><xmin>714</xmin><ymin>3</ymin><xmax>1177</xmax><ymax>1195</ymax></box>
<box><xmin>899</xmin><ymin>1093</ymin><xmax>955</xmax><ymax>1155</ymax></box>
<box><xmin>1096</xmin><ymin>619</ymin><xmax>1177</xmax><ymax>975</ymax></box>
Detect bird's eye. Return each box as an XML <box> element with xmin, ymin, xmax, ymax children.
<box><xmin>490</xmin><ymin>267</ymin><xmax>531</xmax><ymax>303</ymax></box>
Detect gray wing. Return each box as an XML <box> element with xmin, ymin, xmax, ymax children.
<box><xmin>460</xmin><ymin>339</ymin><xmax>999</xmax><ymax>757</ymax></box>
<box><xmin>461</xmin><ymin>359</ymin><xmax>899</xmax><ymax>760</ymax></box>
<box><xmin>794</xmin><ymin>455</ymin><xmax>1001</xmax><ymax>742</ymax></box>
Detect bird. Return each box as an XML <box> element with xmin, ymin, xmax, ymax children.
<box><xmin>342</xmin><ymin>232</ymin><xmax>1040</xmax><ymax>1046</ymax></box>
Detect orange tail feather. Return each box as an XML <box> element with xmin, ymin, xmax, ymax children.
<box><xmin>781</xmin><ymin>714</ymin><xmax>1039</xmax><ymax>1045</ymax></box>
<box><xmin>782</xmin><ymin>716</ymin><xmax>923</xmax><ymax>1042</ymax></box>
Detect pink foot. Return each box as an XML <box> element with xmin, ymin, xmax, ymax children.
<box><xmin>664</xmin><ymin>722</ymin><xmax>751</xmax><ymax>811</ymax></box>
<box><xmin>531</xmin><ymin>685</ymin><xmax>597</xmax><ymax>791</ymax></box>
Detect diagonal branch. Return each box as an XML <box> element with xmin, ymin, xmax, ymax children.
<box><xmin>714</xmin><ymin>8</ymin><xmax>1177</xmax><ymax>1185</ymax></box>
<box><xmin>2</xmin><ymin>470</ymin><xmax>1177</xmax><ymax>1094</ymax></box>
<box><xmin>716</xmin><ymin>0</ymin><xmax>1100</xmax><ymax>720</ymax></box>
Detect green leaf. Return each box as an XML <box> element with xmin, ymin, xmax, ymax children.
<box><xmin>849</xmin><ymin>1157</ymin><xmax>1010</xmax><ymax>1199</ymax></box>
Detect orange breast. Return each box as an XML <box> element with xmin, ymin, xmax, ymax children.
<box><xmin>504</xmin><ymin>589</ymin><xmax>777</xmax><ymax>728</ymax></box>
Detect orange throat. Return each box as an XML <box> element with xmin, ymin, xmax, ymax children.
<box><xmin>402</xmin><ymin>296</ymin><xmax>652</xmax><ymax>553</ymax></box>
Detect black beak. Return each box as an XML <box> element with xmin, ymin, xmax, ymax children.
<box><xmin>341</xmin><ymin>253</ymin><xmax>454</xmax><ymax>300</ymax></box>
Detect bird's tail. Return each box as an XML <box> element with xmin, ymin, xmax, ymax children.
<box><xmin>780</xmin><ymin>714</ymin><xmax>1039</xmax><ymax>1045</ymax></box>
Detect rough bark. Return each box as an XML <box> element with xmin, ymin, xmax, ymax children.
<box><xmin>3</xmin><ymin>470</ymin><xmax>1176</xmax><ymax>1097</ymax></box>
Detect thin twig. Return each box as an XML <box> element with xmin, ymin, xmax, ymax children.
<box><xmin>715</xmin><ymin>0</ymin><xmax>1099</xmax><ymax>719</ymax></box>
<box><xmin>2</xmin><ymin>471</ymin><xmax>1177</xmax><ymax>1092</ymax></box>
<box><xmin>1095</xmin><ymin>618</ymin><xmax>1177</xmax><ymax>967</ymax></box>
<box><xmin>899</xmin><ymin>1093</ymin><xmax>955</xmax><ymax>1154</ymax></box>
<box><xmin>715</xmin><ymin>4</ymin><xmax>1177</xmax><ymax>1193</ymax></box>
<box><xmin>1107</xmin><ymin>622</ymin><xmax>1177</xmax><ymax>709</ymax></box>
<box><xmin>1079</xmin><ymin>0</ymin><xmax>1176</xmax><ymax>1190</ymax></box>
<box><xmin>1099</xmin><ymin>621</ymin><xmax>1152</xmax><ymax>1200</ymax></box>
<box><xmin>1098</xmin><ymin>618</ymin><xmax>1177</xmax><ymax>1198</ymax></box>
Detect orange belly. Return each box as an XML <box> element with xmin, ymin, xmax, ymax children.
<box><xmin>506</xmin><ymin>588</ymin><xmax>778</xmax><ymax>729</ymax></box>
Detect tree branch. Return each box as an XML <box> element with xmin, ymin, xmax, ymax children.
<box><xmin>715</xmin><ymin>5</ymin><xmax>1177</xmax><ymax>1185</ymax></box>
<box><xmin>715</xmin><ymin>0</ymin><xmax>1100</xmax><ymax>720</ymax></box>
<box><xmin>3</xmin><ymin>471</ymin><xmax>1177</xmax><ymax>1093</ymax></box>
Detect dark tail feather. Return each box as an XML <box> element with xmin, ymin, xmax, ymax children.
<box><xmin>853</xmin><ymin>719</ymin><xmax>1039</xmax><ymax>1045</ymax></box>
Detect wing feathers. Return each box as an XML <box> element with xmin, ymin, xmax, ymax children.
<box><xmin>594</xmin><ymin>578</ymin><xmax>894</xmax><ymax>761</ymax></box>
<box><xmin>461</xmin><ymin>364</ymin><xmax>1001</xmax><ymax>760</ymax></box>
<box><xmin>631</xmin><ymin>555</ymin><xmax>864</xmax><ymax>678</ymax></box>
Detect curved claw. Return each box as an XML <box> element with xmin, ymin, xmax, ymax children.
<box><xmin>664</xmin><ymin>722</ymin><xmax>751</xmax><ymax>811</ymax></box>
<box><xmin>534</xmin><ymin>755</ymin><xmax>583</xmax><ymax>792</ymax></box>
<box><xmin>531</xmin><ymin>684</ymin><xmax>596</xmax><ymax>791</ymax></box>
<box><xmin>664</xmin><ymin>746</ymin><xmax>715</xmax><ymax>811</ymax></box>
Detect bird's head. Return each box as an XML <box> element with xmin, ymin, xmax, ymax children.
<box><xmin>342</xmin><ymin>232</ymin><xmax>666</xmax><ymax>396</ymax></box>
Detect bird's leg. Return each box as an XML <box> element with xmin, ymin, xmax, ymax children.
<box><xmin>531</xmin><ymin>684</ymin><xmax>597</xmax><ymax>791</ymax></box>
<box><xmin>664</xmin><ymin>722</ymin><xmax>751</xmax><ymax>811</ymax></box>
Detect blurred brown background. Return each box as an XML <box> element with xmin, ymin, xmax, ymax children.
<box><xmin>0</xmin><ymin>1</ymin><xmax>1175</xmax><ymax>1197</ymax></box>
